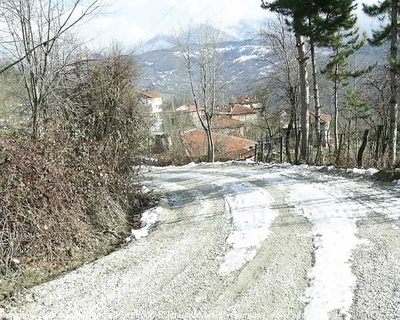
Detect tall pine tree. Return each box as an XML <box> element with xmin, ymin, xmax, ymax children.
<box><xmin>301</xmin><ymin>0</ymin><xmax>357</xmax><ymax>163</ymax></box>
<box><xmin>324</xmin><ymin>29</ymin><xmax>372</xmax><ymax>155</ymax></box>
<box><xmin>261</xmin><ymin>0</ymin><xmax>311</xmax><ymax>162</ymax></box>
<box><xmin>261</xmin><ymin>0</ymin><xmax>357</xmax><ymax>163</ymax></box>
<box><xmin>363</xmin><ymin>0</ymin><xmax>399</xmax><ymax>167</ymax></box>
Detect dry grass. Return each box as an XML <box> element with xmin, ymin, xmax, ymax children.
<box><xmin>0</xmin><ymin>134</ymin><xmax>151</xmax><ymax>302</ymax></box>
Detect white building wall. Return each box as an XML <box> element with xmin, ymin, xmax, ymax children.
<box><xmin>148</xmin><ymin>97</ymin><xmax>162</xmax><ymax>114</ymax></box>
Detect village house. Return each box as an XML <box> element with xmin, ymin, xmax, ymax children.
<box><xmin>235</xmin><ymin>95</ymin><xmax>262</xmax><ymax>110</ymax></box>
<box><xmin>140</xmin><ymin>89</ymin><xmax>163</xmax><ymax>115</ymax></box>
<box><xmin>213</xmin><ymin>116</ymin><xmax>245</xmax><ymax>137</ymax></box>
<box><xmin>174</xmin><ymin>104</ymin><xmax>246</xmax><ymax>137</ymax></box>
<box><xmin>175</xmin><ymin>103</ymin><xmax>203</xmax><ymax>126</ymax></box>
<box><xmin>281</xmin><ymin>111</ymin><xmax>332</xmax><ymax>147</ymax></box>
<box><xmin>230</xmin><ymin>104</ymin><xmax>259</xmax><ymax>122</ymax></box>
<box><xmin>309</xmin><ymin>111</ymin><xmax>332</xmax><ymax>147</ymax></box>
<box><xmin>171</xmin><ymin>101</ymin><xmax>260</xmax><ymax>161</ymax></box>
<box><xmin>215</xmin><ymin>104</ymin><xmax>259</xmax><ymax>122</ymax></box>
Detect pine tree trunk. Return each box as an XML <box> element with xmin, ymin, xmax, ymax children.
<box><xmin>375</xmin><ymin>125</ymin><xmax>383</xmax><ymax>165</ymax></box>
<box><xmin>336</xmin><ymin>133</ymin><xmax>344</xmax><ymax>165</ymax></box>
<box><xmin>296</xmin><ymin>34</ymin><xmax>310</xmax><ymax>162</ymax></box>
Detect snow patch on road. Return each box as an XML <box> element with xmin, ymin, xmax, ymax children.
<box><xmin>285</xmin><ymin>174</ymin><xmax>368</xmax><ymax>320</ymax></box>
<box><xmin>366</xmin><ymin>191</ymin><xmax>400</xmax><ymax>220</ymax></box>
<box><xmin>132</xmin><ymin>181</ymin><xmax>187</xmax><ymax>239</ymax></box>
<box><xmin>216</xmin><ymin>179</ymin><xmax>277</xmax><ymax>276</ymax></box>
<box><xmin>131</xmin><ymin>207</ymin><xmax>163</xmax><ymax>239</ymax></box>
<box><xmin>156</xmin><ymin>180</ymin><xmax>212</xmax><ymax>221</ymax></box>
<box><xmin>346</xmin><ymin>167</ymin><xmax>379</xmax><ymax>176</ymax></box>
<box><xmin>163</xmin><ymin>169</ymin><xmax>280</xmax><ymax>276</ymax></box>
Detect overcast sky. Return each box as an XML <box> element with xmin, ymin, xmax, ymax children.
<box><xmin>82</xmin><ymin>0</ymin><xmax>380</xmax><ymax>50</ymax></box>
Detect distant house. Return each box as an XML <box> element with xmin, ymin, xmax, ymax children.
<box><xmin>309</xmin><ymin>111</ymin><xmax>332</xmax><ymax>147</ymax></box>
<box><xmin>215</xmin><ymin>105</ymin><xmax>232</xmax><ymax>116</ymax></box>
<box><xmin>175</xmin><ymin>105</ymin><xmax>247</xmax><ymax>137</ymax></box>
<box><xmin>281</xmin><ymin>110</ymin><xmax>332</xmax><ymax>147</ymax></box>
<box><xmin>140</xmin><ymin>89</ymin><xmax>163</xmax><ymax>115</ymax></box>
<box><xmin>215</xmin><ymin>104</ymin><xmax>259</xmax><ymax>122</ymax></box>
<box><xmin>181</xmin><ymin>129</ymin><xmax>255</xmax><ymax>161</ymax></box>
<box><xmin>175</xmin><ymin>103</ymin><xmax>205</xmax><ymax>127</ymax></box>
<box><xmin>230</xmin><ymin>104</ymin><xmax>259</xmax><ymax>122</ymax></box>
<box><xmin>213</xmin><ymin>116</ymin><xmax>244</xmax><ymax>137</ymax></box>
<box><xmin>236</xmin><ymin>95</ymin><xmax>262</xmax><ymax>110</ymax></box>
<box><xmin>175</xmin><ymin>104</ymin><xmax>197</xmax><ymax>112</ymax></box>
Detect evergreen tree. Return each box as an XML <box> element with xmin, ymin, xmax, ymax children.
<box><xmin>324</xmin><ymin>29</ymin><xmax>372</xmax><ymax>155</ymax></box>
<box><xmin>302</xmin><ymin>0</ymin><xmax>357</xmax><ymax>163</ymax></box>
<box><xmin>261</xmin><ymin>0</ymin><xmax>357</xmax><ymax>163</ymax></box>
<box><xmin>261</xmin><ymin>0</ymin><xmax>311</xmax><ymax>162</ymax></box>
<box><xmin>363</xmin><ymin>0</ymin><xmax>399</xmax><ymax>167</ymax></box>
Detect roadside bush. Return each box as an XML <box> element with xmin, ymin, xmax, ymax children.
<box><xmin>0</xmin><ymin>132</ymin><xmax>135</xmax><ymax>279</ymax></box>
<box><xmin>0</xmin><ymin>47</ymin><xmax>153</xmax><ymax>296</ymax></box>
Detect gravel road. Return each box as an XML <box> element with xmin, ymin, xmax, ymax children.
<box><xmin>2</xmin><ymin>162</ymin><xmax>400</xmax><ymax>320</ymax></box>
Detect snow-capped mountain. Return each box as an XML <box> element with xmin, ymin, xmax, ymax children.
<box><xmin>137</xmin><ymin>38</ymin><xmax>270</xmax><ymax>97</ymax></box>
<box><xmin>136</xmin><ymin>35</ymin><xmax>383</xmax><ymax>98</ymax></box>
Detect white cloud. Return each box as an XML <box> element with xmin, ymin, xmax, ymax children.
<box><xmin>78</xmin><ymin>0</ymin><xmax>268</xmax><ymax>48</ymax></box>
<box><xmin>78</xmin><ymin>0</ymin><xmax>379</xmax><ymax>50</ymax></box>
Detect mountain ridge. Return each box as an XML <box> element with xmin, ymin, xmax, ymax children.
<box><xmin>137</xmin><ymin>37</ymin><xmax>384</xmax><ymax>100</ymax></box>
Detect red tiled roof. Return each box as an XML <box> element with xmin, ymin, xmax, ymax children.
<box><xmin>214</xmin><ymin>116</ymin><xmax>244</xmax><ymax>128</ymax></box>
<box><xmin>181</xmin><ymin>129</ymin><xmax>255</xmax><ymax>160</ymax></box>
<box><xmin>140</xmin><ymin>89</ymin><xmax>161</xmax><ymax>99</ymax></box>
<box><xmin>231</xmin><ymin>104</ymin><xmax>258</xmax><ymax>115</ymax></box>
<box><xmin>237</xmin><ymin>95</ymin><xmax>259</xmax><ymax>104</ymax></box>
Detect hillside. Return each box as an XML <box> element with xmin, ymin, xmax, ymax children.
<box><xmin>137</xmin><ymin>36</ymin><xmax>384</xmax><ymax>98</ymax></box>
<box><xmin>137</xmin><ymin>39</ymin><xmax>266</xmax><ymax>98</ymax></box>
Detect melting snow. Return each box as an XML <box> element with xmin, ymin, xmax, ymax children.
<box><xmin>132</xmin><ymin>181</ymin><xmax>186</xmax><ymax>239</ymax></box>
<box><xmin>286</xmin><ymin>182</ymin><xmax>366</xmax><ymax>320</ymax></box>
<box><xmin>131</xmin><ymin>207</ymin><xmax>163</xmax><ymax>240</ymax></box>
<box><xmin>141</xmin><ymin>162</ymin><xmax>400</xmax><ymax>318</ymax></box>
<box><xmin>218</xmin><ymin>182</ymin><xmax>276</xmax><ymax>276</ymax></box>
<box><xmin>151</xmin><ymin>168</ymin><xmax>279</xmax><ymax>276</ymax></box>
<box><xmin>347</xmin><ymin>167</ymin><xmax>379</xmax><ymax>176</ymax></box>
<box><xmin>192</xmin><ymin>174</ymin><xmax>278</xmax><ymax>276</ymax></box>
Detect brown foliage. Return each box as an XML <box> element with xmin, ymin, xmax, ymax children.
<box><xmin>0</xmin><ymin>133</ymin><xmax>137</xmax><ymax>275</ymax></box>
<box><xmin>0</xmin><ymin>48</ymin><xmax>152</xmax><ymax>294</ymax></box>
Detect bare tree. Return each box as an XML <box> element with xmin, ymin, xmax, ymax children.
<box><xmin>0</xmin><ymin>0</ymin><xmax>102</xmax><ymax>139</ymax></box>
<box><xmin>363</xmin><ymin>0</ymin><xmax>399</xmax><ymax>167</ymax></box>
<box><xmin>257</xmin><ymin>16</ymin><xmax>300</xmax><ymax>163</ymax></box>
<box><xmin>55</xmin><ymin>44</ymin><xmax>150</xmax><ymax>173</ymax></box>
<box><xmin>174</xmin><ymin>23</ymin><xmax>223</xmax><ymax>162</ymax></box>
<box><xmin>365</xmin><ymin>66</ymin><xmax>391</xmax><ymax>166</ymax></box>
